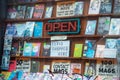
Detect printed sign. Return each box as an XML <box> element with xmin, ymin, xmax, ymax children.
<box><xmin>50</xmin><ymin>40</ymin><xmax>70</xmax><ymax>57</ymax></box>
<box><xmin>44</xmin><ymin>18</ymin><xmax>80</xmax><ymax>34</ymax></box>
<box><xmin>56</xmin><ymin>1</ymin><xmax>75</xmax><ymax>17</ymax></box>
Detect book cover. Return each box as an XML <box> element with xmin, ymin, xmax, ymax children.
<box><xmin>74</xmin><ymin>1</ymin><xmax>84</xmax><ymax>15</ymax></box>
<box><xmin>5</xmin><ymin>23</ymin><xmax>16</xmax><ymax>36</ymax></box>
<box><xmin>24</xmin><ymin>22</ymin><xmax>35</xmax><ymax>37</ymax></box>
<box><xmin>99</xmin><ymin>0</ymin><xmax>112</xmax><ymax>14</ymax></box>
<box><xmin>84</xmin><ymin>61</ymin><xmax>96</xmax><ymax>76</ymax></box>
<box><xmin>33</xmin><ymin>4</ymin><xmax>45</xmax><ymax>18</ymax></box>
<box><xmin>85</xmin><ymin>20</ymin><xmax>97</xmax><ymax>35</ymax></box>
<box><xmin>50</xmin><ymin>40</ymin><xmax>70</xmax><ymax>57</ymax></box>
<box><xmin>73</xmin><ymin>43</ymin><xmax>83</xmax><ymax>57</ymax></box>
<box><xmin>95</xmin><ymin>45</ymin><xmax>105</xmax><ymax>58</ymax></box>
<box><xmin>16</xmin><ymin>5</ymin><xmax>26</xmax><ymax>19</ymax></box>
<box><xmin>22</xmin><ymin>59</ymin><xmax>31</xmax><ymax>72</ymax></box>
<box><xmin>105</xmin><ymin>39</ymin><xmax>117</xmax><ymax>49</ymax></box>
<box><xmin>43</xmin><ymin>65</ymin><xmax>50</xmax><ymax>73</ymax></box>
<box><xmin>4</xmin><ymin>36</ymin><xmax>13</xmax><ymax>50</ymax></box>
<box><xmin>11</xmin><ymin>42</ymin><xmax>19</xmax><ymax>56</ymax></box>
<box><xmin>51</xmin><ymin>60</ymin><xmax>70</xmax><ymax>74</ymax></box>
<box><xmin>3</xmin><ymin>50</ymin><xmax>11</xmax><ymax>55</ymax></box>
<box><xmin>14</xmin><ymin>23</ymin><xmax>26</xmax><ymax>37</ymax></box>
<box><xmin>7</xmin><ymin>6</ymin><xmax>17</xmax><ymax>19</ymax></box>
<box><xmin>31</xmin><ymin>43</ymin><xmax>41</xmax><ymax>56</ymax></box>
<box><xmin>109</xmin><ymin>18</ymin><xmax>120</xmax><ymax>35</ymax></box>
<box><xmin>33</xmin><ymin>22</ymin><xmax>43</xmax><ymax>38</ymax></box>
<box><xmin>1</xmin><ymin>71</ymin><xmax>11</xmax><ymax>80</ymax></box>
<box><xmin>113</xmin><ymin>0</ymin><xmax>120</xmax><ymax>14</ymax></box>
<box><xmin>83</xmin><ymin>40</ymin><xmax>96</xmax><ymax>58</ymax></box>
<box><xmin>88</xmin><ymin>0</ymin><xmax>101</xmax><ymax>14</ymax></box>
<box><xmin>56</xmin><ymin>1</ymin><xmax>75</xmax><ymax>17</ymax></box>
<box><xmin>70</xmin><ymin>63</ymin><xmax>81</xmax><ymax>74</ymax></box>
<box><xmin>31</xmin><ymin>60</ymin><xmax>40</xmax><ymax>72</ymax></box>
<box><xmin>97</xmin><ymin>17</ymin><xmax>111</xmax><ymax>35</ymax></box>
<box><xmin>8</xmin><ymin>60</ymin><xmax>16</xmax><ymax>72</ymax></box>
<box><xmin>44</xmin><ymin>4</ymin><xmax>53</xmax><ymax>18</ymax></box>
<box><xmin>23</xmin><ymin>42</ymin><xmax>32</xmax><ymax>56</ymax></box>
<box><xmin>42</xmin><ymin>42</ymin><xmax>51</xmax><ymax>56</ymax></box>
<box><xmin>1</xmin><ymin>54</ymin><xmax>10</xmax><ymax>70</ymax></box>
<box><xmin>18</xmin><ymin>41</ymin><xmax>24</xmax><ymax>56</ymax></box>
<box><xmin>16</xmin><ymin>59</ymin><xmax>23</xmax><ymax>71</ymax></box>
<box><xmin>25</xmin><ymin>6</ymin><xmax>34</xmax><ymax>19</ymax></box>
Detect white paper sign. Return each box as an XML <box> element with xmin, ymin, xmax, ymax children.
<box><xmin>50</xmin><ymin>40</ymin><xmax>70</xmax><ymax>57</ymax></box>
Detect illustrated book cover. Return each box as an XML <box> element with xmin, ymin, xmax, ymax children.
<box><xmin>113</xmin><ymin>0</ymin><xmax>120</xmax><ymax>14</ymax></box>
<box><xmin>85</xmin><ymin>20</ymin><xmax>97</xmax><ymax>35</ymax></box>
<box><xmin>88</xmin><ymin>0</ymin><xmax>101</xmax><ymax>14</ymax></box>
<box><xmin>70</xmin><ymin>63</ymin><xmax>81</xmax><ymax>74</ymax></box>
<box><xmin>7</xmin><ymin>6</ymin><xmax>17</xmax><ymax>19</ymax></box>
<box><xmin>73</xmin><ymin>43</ymin><xmax>83</xmax><ymax>57</ymax></box>
<box><xmin>44</xmin><ymin>4</ymin><xmax>53</xmax><ymax>18</ymax></box>
<box><xmin>25</xmin><ymin>6</ymin><xmax>34</xmax><ymax>19</ymax></box>
<box><xmin>42</xmin><ymin>42</ymin><xmax>51</xmax><ymax>56</ymax></box>
<box><xmin>50</xmin><ymin>40</ymin><xmax>70</xmax><ymax>57</ymax></box>
<box><xmin>33</xmin><ymin>22</ymin><xmax>43</xmax><ymax>38</ymax></box>
<box><xmin>31</xmin><ymin>43</ymin><xmax>41</xmax><ymax>56</ymax></box>
<box><xmin>31</xmin><ymin>60</ymin><xmax>40</xmax><ymax>72</ymax></box>
<box><xmin>97</xmin><ymin>17</ymin><xmax>111</xmax><ymax>35</ymax></box>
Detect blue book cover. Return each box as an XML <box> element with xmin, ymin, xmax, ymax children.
<box><xmin>33</xmin><ymin>22</ymin><xmax>43</xmax><ymax>38</ymax></box>
<box><xmin>5</xmin><ymin>24</ymin><xmax>16</xmax><ymax>36</ymax></box>
<box><xmin>23</xmin><ymin>42</ymin><xmax>32</xmax><ymax>56</ymax></box>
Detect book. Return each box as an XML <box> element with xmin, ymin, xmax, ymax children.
<box><xmin>33</xmin><ymin>22</ymin><xmax>43</xmax><ymax>37</ymax></box>
<box><xmin>25</xmin><ymin>6</ymin><xmax>34</xmax><ymax>19</ymax></box>
<box><xmin>22</xmin><ymin>59</ymin><xmax>31</xmax><ymax>72</ymax></box>
<box><xmin>84</xmin><ymin>61</ymin><xmax>96</xmax><ymax>76</ymax></box>
<box><xmin>43</xmin><ymin>65</ymin><xmax>50</xmax><ymax>73</ymax></box>
<box><xmin>33</xmin><ymin>4</ymin><xmax>45</xmax><ymax>18</ymax></box>
<box><xmin>113</xmin><ymin>0</ymin><xmax>120</xmax><ymax>14</ymax></box>
<box><xmin>5</xmin><ymin>23</ymin><xmax>16</xmax><ymax>36</ymax></box>
<box><xmin>88</xmin><ymin>0</ymin><xmax>101</xmax><ymax>14</ymax></box>
<box><xmin>50</xmin><ymin>40</ymin><xmax>70</xmax><ymax>57</ymax></box>
<box><xmin>1</xmin><ymin>54</ymin><xmax>10</xmax><ymax>70</ymax></box>
<box><xmin>105</xmin><ymin>39</ymin><xmax>117</xmax><ymax>49</ymax></box>
<box><xmin>97</xmin><ymin>17</ymin><xmax>111</xmax><ymax>35</ymax></box>
<box><xmin>8</xmin><ymin>60</ymin><xmax>16</xmax><ymax>72</ymax></box>
<box><xmin>23</xmin><ymin>42</ymin><xmax>32</xmax><ymax>56</ymax></box>
<box><xmin>31</xmin><ymin>43</ymin><xmax>41</xmax><ymax>56</ymax></box>
<box><xmin>51</xmin><ymin>60</ymin><xmax>70</xmax><ymax>74</ymax></box>
<box><xmin>31</xmin><ymin>60</ymin><xmax>40</xmax><ymax>72</ymax></box>
<box><xmin>85</xmin><ymin>20</ymin><xmax>97</xmax><ymax>35</ymax></box>
<box><xmin>44</xmin><ymin>4</ymin><xmax>53</xmax><ymax>18</ymax></box>
<box><xmin>109</xmin><ymin>18</ymin><xmax>120</xmax><ymax>35</ymax></box>
<box><xmin>16</xmin><ymin>5</ymin><xmax>26</xmax><ymax>19</ymax></box>
<box><xmin>4</xmin><ymin>36</ymin><xmax>13</xmax><ymax>50</ymax></box>
<box><xmin>42</xmin><ymin>42</ymin><xmax>51</xmax><ymax>56</ymax></box>
<box><xmin>7</xmin><ymin>6</ymin><xmax>17</xmax><ymax>19</ymax></box>
<box><xmin>18</xmin><ymin>41</ymin><xmax>24</xmax><ymax>56</ymax></box>
<box><xmin>24</xmin><ymin>22</ymin><xmax>35</xmax><ymax>37</ymax></box>
<box><xmin>74</xmin><ymin>1</ymin><xmax>84</xmax><ymax>15</ymax></box>
<box><xmin>56</xmin><ymin>1</ymin><xmax>75</xmax><ymax>17</ymax></box>
<box><xmin>99</xmin><ymin>0</ymin><xmax>112</xmax><ymax>14</ymax></box>
<box><xmin>11</xmin><ymin>42</ymin><xmax>19</xmax><ymax>56</ymax></box>
<box><xmin>73</xmin><ymin>43</ymin><xmax>83</xmax><ymax>57</ymax></box>
<box><xmin>83</xmin><ymin>40</ymin><xmax>96</xmax><ymax>58</ymax></box>
<box><xmin>70</xmin><ymin>63</ymin><xmax>81</xmax><ymax>74</ymax></box>
<box><xmin>14</xmin><ymin>23</ymin><xmax>26</xmax><ymax>37</ymax></box>
<box><xmin>16</xmin><ymin>59</ymin><xmax>23</xmax><ymax>71</ymax></box>
<box><xmin>3</xmin><ymin>50</ymin><xmax>11</xmax><ymax>55</ymax></box>
<box><xmin>1</xmin><ymin>71</ymin><xmax>11</xmax><ymax>80</ymax></box>
<box><xmin>95</xmin><ymin>45</ymin><xmax>105</xmax><ymax>58</ymax></box>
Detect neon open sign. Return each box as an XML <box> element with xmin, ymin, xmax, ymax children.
<box><xmin>44</xmin><ymin>18</ymin><xmax>80</xmax><ymax>34</ymax></box>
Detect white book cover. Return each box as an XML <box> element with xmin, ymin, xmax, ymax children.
<box><xmin>22</xmin><ymin>59</ymin><xmax>31</xmax><ymax>72</ymax></box>
<box><xmin>85</xmin><ymin>20</ymin><xmax>97</xmax><ymax>35</ymax></box>
<box><xmin>88</xmin><ymin>0</ymin><xmax>101</xmax><ymax>14</ymax></box>
<box><xmin>70</xmin><ymin>63</ymin><xmax>81</xmax><ymax>74</ymax></box>
<box><xmin>95</xmin><ymin>45</ymin><xmax>105</xmax><ymax>58</ymax></box>
<box><xmin>109</xmin><ymin>18</ymin><xmax>120</xmax><ymax>35</ymax></box>
<box><xmin>50</xmin><ymin>40</ymin><xmax>70</xmax><ymax>57</ymax></box>
<box><xmin>44</xmin><ymin>6</ymin><xmax>53</xmax><ymax>18</ymax></box>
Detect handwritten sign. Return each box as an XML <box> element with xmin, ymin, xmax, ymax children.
<box><xmin>50</xmin><ymin>40</ymin><xmax>70</xmax><ymax>57</ymax></box>
<box><xmin>51</xmin><ymin>60</ymin><xmax>70</xmax><ymax>74</ymax></box>
<box><xmin>44</xmin><ymin>18</ymin><xmax>80</xmax><ymax>35</ymax></box>
<box><xmin>56</xmin><ymin>1</ymin><xmax>75</xmax><ymax>17</ymax></box>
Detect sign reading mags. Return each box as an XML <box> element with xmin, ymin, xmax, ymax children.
<box><xmin>56</xmin><ymin>1</ymin><xmax>74</xmax><ymax>17</ymax></box>
<box><xmin>50</xmin><ymin>40</ymin><xmax>70</xmax><ymax>57</ymax></box>
<box><xmin>44</xmin><ymin>18</ymin><xmax>80</xmax><ymax>35</ymax></box>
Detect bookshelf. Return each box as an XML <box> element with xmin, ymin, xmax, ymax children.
<box><xmin>2</xmin><ymin>0</ymin><xmax>119</xmax><ymax>79</ymax></box>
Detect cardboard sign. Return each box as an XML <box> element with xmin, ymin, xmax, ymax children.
<box><xmin>44</xmin><ymin>18</ymin><xmax>80</xmax><ymax>35</ymax></box>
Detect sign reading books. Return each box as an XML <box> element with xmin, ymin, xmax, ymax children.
<box><xmin>44</xmin><ymin>18</ymin><xmax>80</xmax><ymax>35</ymax></box>
<box><xmin>51</xmin><ymin>60</ymin><xmax>70</xmax><ymax>74</ymax></box>
<box><xmin>50</xmin><ymin>40</ymin><xmax>70</xmax><ymax>57</ymax></box>
<box><xmin>56</xmin><ymin>1</ymin><xmax>74</xmax><ymax>17</ymax></box>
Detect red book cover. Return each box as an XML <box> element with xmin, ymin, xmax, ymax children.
<box><xmin>33</xmin><ymin>4</ymin><xmax>45</xmax><ymax>18</ymax></box>
<box><xmin>8</xmin><ymin>60</ymin><xmax>16</xmax><ymax>72</ymax></box>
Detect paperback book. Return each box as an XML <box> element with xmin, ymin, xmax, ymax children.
<box><xmin>70</xmin><ymin>63</ymin><xmax>81</xmax><ymax>74</ymax></box>
<box><xmin>16</xmin><ymin>59</ymin><xmax>23</xmax><ymax>71</ymax></box>
<box><xmin>74</xmin><ymin>1</ymin><xmax>84</xmax><ymax>15</ymax></box>
<box><xmin>73</xmin><ymin>43</ymin><xmax>83</xmax><ymax>57</ymax></box>
<box><xmin>7</xmin><ymin>6</ymin><xmax>17</xmax><ymax>19</ymax></box>
<box><xmin>25</xmin><ymin>6</ymin><xmax>34</xmax><ymax>19</ymax></box>
<box><xmin>83</xmin><ymin>40</ymin><xmax>96</xmax><ymax>58</ymax></box>
<box><xmin>4</xmin><ymin>36</ymin><xmax>13</xmax><ymax>50</ymax></box>
<box><xmin>31</xmin><ymin>43</ymin><xmax>41</xmax><ymax>56</ymax></box>
<box><xmin>99</xmin><ymin>0</ymin><xmax>112</xmax><ymax>14</ymax></box>
<box><xmin>22</xmin><ymin>59</ymin><xmax>31</xmax><ymax>72</ymax></box>
<box><xmin>95</xmin><ymin>45</ymin><xmax>105</xmax><ymax>58</ymax></box>
<box><xmin>11</xmin><ymin>42</ymin><xmax>19</xmax><ymax>56</ymax></box>
<box><xmin>42</xmin><ymin>42</ymin><xmax>51</xmax><ymax>56</ymax></box>
<box><xmin>44</xmin><ymin>4</ymin><xmax>53</xmax><ymax>18</ymax></box>
<box><xmin>85</xmin><ymin>20</ymin><xmax>97</xmax><ymax>35</ymax></box>
<box><xmin>31</xmin><ymin>60</ymin><xmax>40</xmax><ymax>72</ymax></box>
<box><xmin>113</xmin><ymin>0</ymin><xmax>120</xmax><ymax>14</ymax></box>
<box><xmin>97</xmin><ymin>17</ymin><xmax>111</xmax><ymax>35</ymax></box>
<box><xmin>8</xmin><ymin>60</ymin><xmax>16</xmax><ymax>72</ymax></box>
<box><xmin>88</xmin><ymin>0</ymin><xmax>101</xmax><ymax>14</ymax></box>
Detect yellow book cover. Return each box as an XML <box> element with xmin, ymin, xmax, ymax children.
<box><xmin>73</xmin><ymin>44</ymin><xmax>83</xmax><ymax>57</ymax></box>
